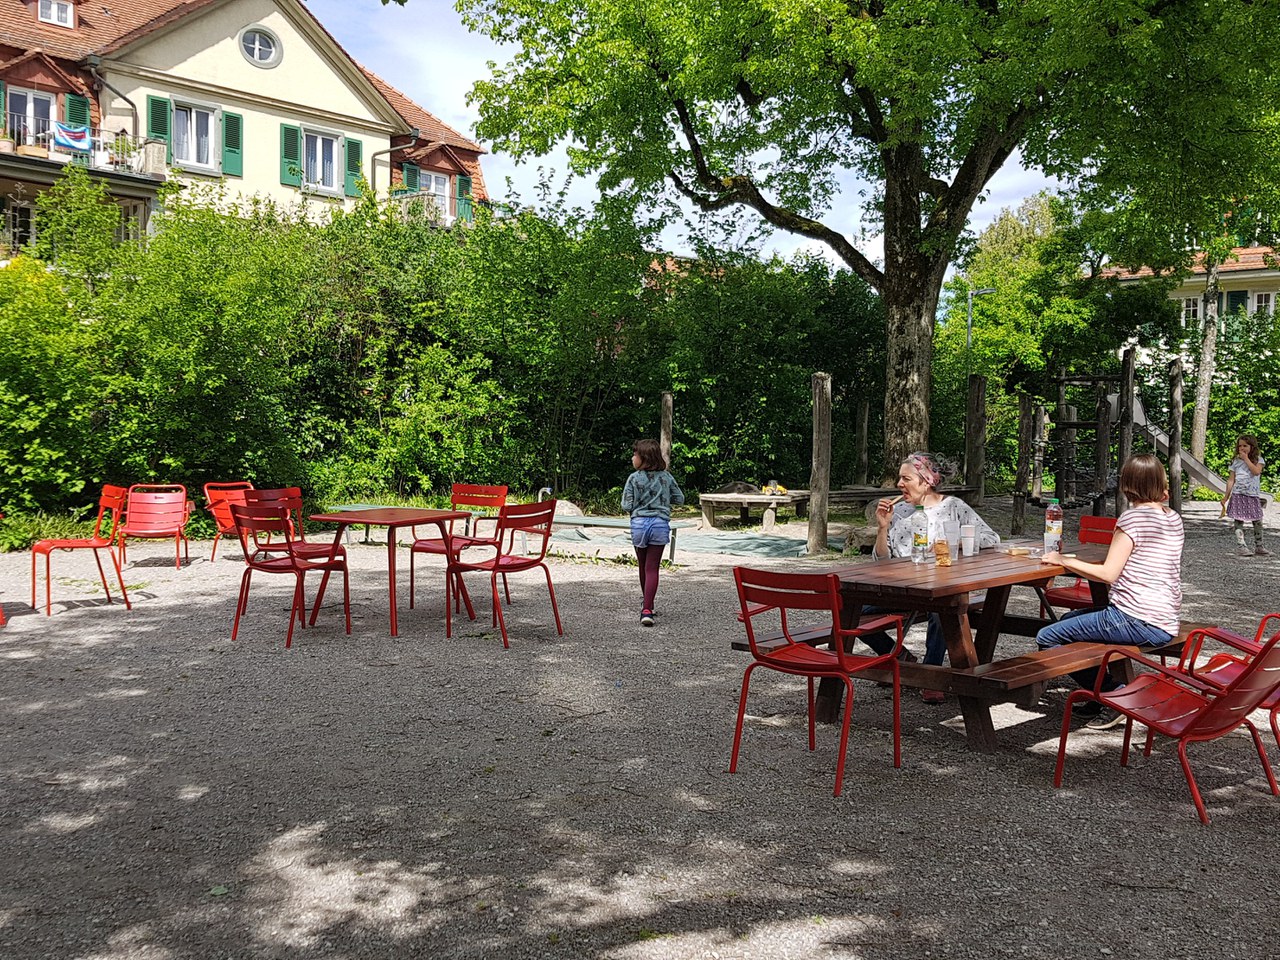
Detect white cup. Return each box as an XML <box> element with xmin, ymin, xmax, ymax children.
<box><xmin>943</xmin><ymin>521</ymin><xmax>961</xmax><ymax>561</ymax></box>
<box><xmin>960</xmin><ymin>523</ymin><xmax>977</xmax><ymax>557</ymax></box>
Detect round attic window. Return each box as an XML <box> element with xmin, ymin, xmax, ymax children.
<box><xmin>240</xmin><ymin>27</ymin><xmax>281</xmax><ymax>68</ymax></box>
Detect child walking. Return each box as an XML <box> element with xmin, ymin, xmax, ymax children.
<box><xmin>1035</xmin><ymin>453</ymin><xmax>1185</xmax><ymax>726</ymax></box>
<box><xmin>1223</xmin><ymin>434</ymin><xmax>1271</xmax><ymax>557</ymax></box>
<box><xmin>622</xmin><ymin>439</ymin><xmax>684</xmax><ymax>626</ymax></box>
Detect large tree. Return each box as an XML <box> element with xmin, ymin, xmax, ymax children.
<box><xmin>403</xmin><ymin>0</ymin><xmax>1280</xmax><ymax>468</ymax></box>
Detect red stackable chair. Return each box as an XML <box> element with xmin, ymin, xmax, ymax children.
<box><xmin>230</xmin><ymin>502</ymin><xmax>350</xmax><ymax>648</ymax></box>
<box><xmin>31</xmin><ymin>485</ymin><xmax>132</xmax><ymax>615</ymax></box>
<box><xmin>409</xmin><ymin>483</ymin><xmax>508</xmax><ymax>610</ymax></box>
<box><xmin>204</xmin><ymin>481</ymin><xmax>254</xmax><ymax>562</ymax></box>
<box><xmin>1040</xmin><ymin>515</ymin><xmax>1117</xmax><ymax>617</ymax></box>
<box><xmin>731</xmin><ymin>568</ymin><xmax>907</xmax><ymax>797</ymax></box>
<box><xmin>1175</xmin><ymin>614</ymin><xmax>1280</xmax><ymax>752</ymax></box>
<box><xmin>1054</xmin><ymin>621</ymin><xmax>1280</xmax><ymax>824</ymax></box>
<box><xmin>116</xmin><ymin>483</ymin><xmax>190</xmax><ymax>569</ymax></box>
<box><xmin>446</xmin><ymin>499</ymin><xmax>563</xmax><ymax>648</ymax></box>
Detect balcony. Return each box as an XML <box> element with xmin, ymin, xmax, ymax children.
<box><xmin>1</xmin><ymin>115</ymin><xmax>162</xmax><ymax>178</ymax></box>
<box><xmin>389</xmin><ymin>188</ymin><xmax>474</xmax><ymax>226</ymax></box>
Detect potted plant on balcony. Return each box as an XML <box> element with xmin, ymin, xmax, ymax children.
<box><xmin>0</xmin><ymin>131</ymin><xmax>14</xmax><ymax>154</ymax></box>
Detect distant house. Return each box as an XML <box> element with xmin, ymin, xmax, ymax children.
<box><xmin>1108</xmin><ymin>246</ymin><xmax>1279</xmax><ymax>330</ymax></box>
<box><xmin>0</xmin><ymin>0</ymin><xmax>487</xmax><ymax>249</ymax></box>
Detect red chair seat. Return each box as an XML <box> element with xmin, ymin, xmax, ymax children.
<box><xmin>410</xmin><ymin>484</ymin><xmax>508</xmax><ymax>612</ymax></box>
<box><xmin>1041</xmin><ymin>581</ymin><xmax>1094</xmax><ymax>610</ymax></box>
<box><xmin>32</xmin><ymin>485</ymin><xmax>131</xmax><ymax>615</ymax></box>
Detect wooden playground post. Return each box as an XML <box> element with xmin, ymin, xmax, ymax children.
<box><xmin>854</xmin><ymin>398</ymin><xmax>870</xmax><ymax>486</ymax></box>
<box><xmin>1094</xmin><ymin>386</ymin><xmax>1111</xmax><ymax>515</ymax></box>
<box><xmin>660</xmin><ymin>392</ymin><xmax>673</xmax><ymax>468</ymax></box>
<box><xmin>1168</xmin><ymin>358</ymin><xmax>1184</xmax><ymax>512</ymax></box>
<box><xmin>964</xmin><ymin>374</ymin><xmax>987</xmax><ymax>506</ymax></box>
<box><xmin>808</xmin><ymin>372</ymin><xmax>832</xmax><ymax>555</ymax></box>
<box><xmin>1116</xmin><ymin>347</ymin><xmax>1136</xmax><ymax>514</ymax></box>
<box><xmin>1031</xmin><ymin>404</ymin><xmax>1048</xmax><ymax>500</ymax></box>
<box><xmin>1054</xmin><ymin>371</ymin><xmax>1067</xmax><ymax>503</ymax></box>
<box><xmin>1012</xmin><ymin>393</ymin><xmax>1033</xmax><ymax>535</ymax></box>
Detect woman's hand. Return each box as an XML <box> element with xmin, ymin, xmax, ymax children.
<box><xmin>1041</xmin><ymin>551</ymin><xmax>1063</xmax><ymax>565</ymax></box>
<box><xmin>875</xmin><ymin>498</ymin><xmax>896</xmax><ymax>530</ymax></box>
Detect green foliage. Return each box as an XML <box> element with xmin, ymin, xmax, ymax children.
<box><xmin>0</xmin><ymin>510</ymin><xmax>95</xmax><ymax>552</ymax></box>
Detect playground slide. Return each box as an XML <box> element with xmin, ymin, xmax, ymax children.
<box><xmin>1129</xmin><ymin>397</ymin><xmax>1229</xmax><ymax>498</ymax></box>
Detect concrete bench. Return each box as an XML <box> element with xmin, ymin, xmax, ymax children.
<box><xmin>697</xmin><ymin>493</ymin><xmax>808</xmax><ymax>532</ymax></box>
<box><xmin>551</xmin><ymin>516</ymin><xmax>698</xmax><ymax>561</ymax></box>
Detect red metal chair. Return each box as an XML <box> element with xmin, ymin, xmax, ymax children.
<box><xmin>243</xmin><ymin>486</ymin><xmax>344</xmax><ymax>559</ymax></box>
<box><xmin>31</xmin><ymin>485</ymin><xmax>131</xmax><ymax>615</ymax></box>
<box><xmin>409</xmin><ymin>483</ymin><xmax>508</xmax><ymax>610</ymax></box>
<box><xmin>1054</xmin><ymin>624</ymin><xmax>1280</xmax><ymax>824</ymax></box>
<box><xmin>1040</xmin><ymin>515</ymin><xmax>1117</xmax><ymax>616</ymax></box>
<box><xmin>447</xmin><ymin>499</ymin><xmax>563</xmax><ymax>648</ymax></box>
<box><xmin>230</xmin><ymin>502</ymin><xmax>350</xmax><ymax>648</ymax></box>
<box><xmin>1176</xmin><ymin>614</ymin><xmax>1280</xmax><ymax>751</ymax></box>
<box><xmin>731</xmin><ymin>567</ymin><xmax>907</xmax><ymax>796</ymax></box>
<box><xmin>204</xmin><ymin>481</ymin><xmax>254</xmax><ymax>562</ymax></box>
<box><xmin>116</xmin><ymin>483</ymin><xmax>190</xmax><ymax>569</ymax></box>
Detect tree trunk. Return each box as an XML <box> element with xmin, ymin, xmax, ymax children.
<box><xmin>1189</xmin><ymin>259</ymin><xmax>1220</xmax><ymax>489</ymax></box>
<box><xmin>879</xmin><ymin>263</ymin><xmax>944</xmax><ymax>473</ymax></box>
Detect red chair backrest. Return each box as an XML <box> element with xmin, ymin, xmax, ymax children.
<box><xmin>734</xmin><ymin>567</ymin><xmax>852</xmax><ymax>670</ymax></box>
<box><xmin>496</xmin><ymin>499</ymin><xmax>557</xmax><ymax>558</ymax></box>
<box><xmin>204</xmin><ymin>482</ymin><xmax>254</xmax><ymax>534</ymax></box>
<box><xmin>244</xmin><ymin>487</ymin><xmax>306</xmax><ymax>539</ymax></box>
<box><xmin>124</xmin><ymin>484</ymin><xmax>189</xmax><ymax>533</ymax></box>
<box><xmin>451</xmin><ymin>484</ymin><xmax>508</xmax><ymax>510</ymax></box>
<box><xmin>1079</xmin><ymin>515</ymin><xmax>1117</xmax><ymax>545</ymax></box>
<box><xmin>231</xmin><ymin>503</ymin><xmax>301</xmax><ymax>570</ymax></box>
<box><xmin>95</xmin><ymin>484</ymin><xmax>129</xmax><ymax>540</ymax></box>
<box><xmin>1187</xmin><ymin>632</ymin><xmax>1280</xmax><ymax>739</ymax></box>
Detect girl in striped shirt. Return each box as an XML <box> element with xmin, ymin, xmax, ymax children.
<box><xmin>1035</xmin><ymin>454</ymin><xmax>1184</xmax><ymax>707</ymax></box>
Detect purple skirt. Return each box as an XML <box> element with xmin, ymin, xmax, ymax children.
<box><xmin>1227</xmin><ymin>493</ymin><xmax>1263</xmax><ymax>522</ymax></box>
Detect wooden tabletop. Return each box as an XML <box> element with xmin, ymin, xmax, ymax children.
<box><xmin>310</xmin><ymin>508</ymin><xmax>470</xmax><ymax>526</ymax></box>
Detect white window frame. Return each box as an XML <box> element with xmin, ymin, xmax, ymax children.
<box><xmin>4</xmin><ymin>201</ymin><xmax>36</xmax><ymax>250</ymax></box>
<box><xmin>424</xmin><ymin>172</ymin><xmax>451</xmax><ymax>220</ymax></box>
<box><xmin>1253</xmin><ymin>291</ymin><xmax>1274</xmax><ymax>317</ymax></box>
<box><xmin>38</xmin><ymin>0</ymin><xmax>75</xmax><ymax>28</ymax></box>
<box><xmin>239</xmin><ymin>26</ymin><xmax>282</xmax><ymax>68</ymax></box>
<box><xmin>171</xmin><ymin>98</ymin><xmax>221</xmax><ymax>174</ymax></box>
<box><xmin>6</xmin><ymin>87</ymin><xmax>55</xmax><ymax>145</ymax></box>
<box><xmin>301</xmin><ymin>126</ymin><xmax>343</xmax><ymax>197</ymax></box>
<box><xmin>1181</xmin><ymin>296</ymin><xmax>1199</xmax><ymax>327</ymax></box>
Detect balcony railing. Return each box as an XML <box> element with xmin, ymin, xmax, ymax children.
<box><xmin>389</xmin><ymin>188</ymin><xmax>475</xmax><ymax>225</ymax></box>
<box><xmin>3</xmin><ymin>114</ymin><xmax>150</xmax><ymax>175</ymax></box>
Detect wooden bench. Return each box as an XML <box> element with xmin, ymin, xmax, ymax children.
<box><xmin>697</xmin><ymin>493</ymin><xmax>808</xmax><ymax>532</ymax></box>
<box><xmin>551</xmin><ymin>516</ymin><xmax>698</xmax><ymax>561</ymax></box>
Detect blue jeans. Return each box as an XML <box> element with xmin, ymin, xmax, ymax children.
<box><xmin>855</xmin><ymin>605</ymin><xmax>948</xmax><ymax>666</ymax></box>
<box><xmin>1036</xmin><ymin>605</ymin><xmax>1173</xmax><ymax>691</ymax></box>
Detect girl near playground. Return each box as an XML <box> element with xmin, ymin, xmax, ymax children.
<box><xmin>622</xmin><ymin>439</ymin><xmax>685</xmax><ymax>627</ymax></box>
<box><xmin>1036</xmin><ymin>453</ymin><xmax>1184</xmax><ymax>720</ymax></box>
<box><xmin>1223</xmin><ymin>434</ymin><xmax>1271</xmax><ymax>557</ymax></box>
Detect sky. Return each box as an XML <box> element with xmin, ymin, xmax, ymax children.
<box><xmin>305</xmin><ymin>0</ymin><xmax>1058</xmax><ymax>269</ymax></box>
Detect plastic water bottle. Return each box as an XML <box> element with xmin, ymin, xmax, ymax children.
<box><xmin>1044</xmin><ymin>498</ymin><xmax>1063</xmax><ymax>555</ymax></box>
<box><xmin>911</xmin><ymin>506</ymin><xmax>929</xmax><ymax>564</ymax></box>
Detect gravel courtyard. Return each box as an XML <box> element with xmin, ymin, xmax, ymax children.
<box><xmin>2</xmin><ymin>499</ymin><xmax>1278</xmax><ymax>959</ymax></box>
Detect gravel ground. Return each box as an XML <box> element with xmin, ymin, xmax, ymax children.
<box><xmin>1</xmin><ymin>498</ymin><xmax>1278</xmax><ymax>959</ymax></box>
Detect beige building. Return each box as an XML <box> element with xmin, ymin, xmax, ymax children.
<box><xmin>1111</xmin><ymin>246</ymin><xmax>1279</xmax><ymax>329</ymax></box>
<box><xmin>0</xmin><ymin>0</ymin><xmax>487</xmax><ymax>247</ymax></box>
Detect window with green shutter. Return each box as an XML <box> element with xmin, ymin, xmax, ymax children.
<box><xmin>280</xmin><ymin>123</ymin><xmax>301</xmax><ymax>186</ymax></box>
<box><xmin>147</xmin><ymin>95</ymin><xmax>171</xmax><ymax>163</ymax></box>
<box><xmin>456</xmin><ymin>174</ymin><xmax>473</xmax><ymax>222</ymax></box>
<box><xmin>222</xmin><ymin>112</ymin><xmax>243</xmax><ymax>177</ymax></box>
<box><xmin>401</xmin><ymin>162</ymin><xmax>420</xmax><ymax>193</ymax></box>
<box><xmin>64</xmin><ymin>93</ymin><xmax>90</xmax><ymax>128</ymax></box>
<box><xmin>343</xmin><ymin>137</ymin><xmax>362</xmax><ymax>197</ymax></box>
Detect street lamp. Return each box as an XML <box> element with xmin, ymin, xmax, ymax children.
<box><xmin>966</xmin><ymin>287</ymin><xmax>996</xmax><ymax>377</ymax></box>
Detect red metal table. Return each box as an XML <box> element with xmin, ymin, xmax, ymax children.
<box><xmin>310</xmin><ymin>508</ymin><xmax>470</xmax><ymax>637</ymax></box>
<box><xmin>818</xmin><ymin>544</ymin><xmax>1110</xmax><ymax>751</ymax></box>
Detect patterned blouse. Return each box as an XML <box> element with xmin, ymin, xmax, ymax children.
<box><xmin>874</xmin><ymin>496</ymin><xmax>1001</xmax><ymax>560</ymax></box>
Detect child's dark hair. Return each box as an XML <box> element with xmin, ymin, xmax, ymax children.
<box><xmin>1120</xmin><ymin>453</ymin><xmax>1168</xmax><ymax>504</ymax></box>
<box><xmin>1237</xmin><ymin>434</ymin><xmax>1261</xmax><ymax>464</ymax></box>
<box><xmin>633</xmin><ymin>439</ymin><xmax>666</xmax><ymax>471</ymax></box>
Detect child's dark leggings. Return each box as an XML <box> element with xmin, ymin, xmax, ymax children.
<box><xmin>635</xmin><ymin>545</ymin><xmax>663</xmax><ymax>613</ymax></box>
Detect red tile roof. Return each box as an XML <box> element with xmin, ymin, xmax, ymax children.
<box><xmin>1106</xmin><ymin>246</ymin><xmax>1278</xmax><ymax>280</ymax></box>
<box><xmin>0</xmin><ymin>0</ymin><xmax>218</xmax><ymax>60</ymax></box>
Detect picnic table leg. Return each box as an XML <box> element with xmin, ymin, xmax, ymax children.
<box><xmin>761</xmin><ymin>504</ymin><xmax>777</xmax><ymax>533</ymax></box>
<box><xmin>739</xmin><ymin>505</ymin><xmax>750</xmax><ymax>524</ymax></box>
<box><xmin>667</xmin><ymin>528</ymin><xmax>677</xmax><ymax>562</ymax></box>
<box><xmin>814</xmin><ymin>599</ymin><xmax>863</xmax><ymax>724</ymax></box>
<box><xmin>795</xmin><ymin>499</ymin><xmax>808</xmax><ymax>519</ymax></box>
<box><xmin>941</xmin><ymin>595</ymin><xmax>998</xmax><ymax>752</ymax></box>
<box><xmin>701</xmin><ymin>501</ymin><xmax>718</xmax><ymax>528</ymax></box>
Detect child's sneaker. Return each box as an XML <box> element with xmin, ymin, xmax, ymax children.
<box><xmin>1237</xmin><ymin>545</ymin><xmax>1254</xmax><ymax>556</ymax></box>
<box><xmin>640</xmin><ymin>610</ymin><xmax>655</xmax><ymax>627</ymax></box>
<box><xmin>1258</xmin><ymin>547</ymin><xmax>1274</xmax><ymax>557</ymax></box>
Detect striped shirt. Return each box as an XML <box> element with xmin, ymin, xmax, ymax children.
<box><xmin>1110</xmin><ymin>505</ymin><xmax>1183</xmax><ymax>635</ymax></box>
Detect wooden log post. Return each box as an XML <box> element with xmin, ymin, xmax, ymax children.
<box><xmin>1055</xmin><ymin>370</ymin><xmax>1067</xmax><ymax>503</ymax></box>
<box><xmin>1064</xmin><ymin>404</ymin><xmax>1078</xmax><ymax>500</ymax></box>
<box><xmin>660</xmin><ymin>391</ymin><xmax>673</xmax><ymax>469</ymax></box>
<box><xmin>1168</xmin><ymin>358</ymin><xmax>1184</xmax><ymax>513</ymax></box>
<box><xmin>854</xmin><ymin>398</ymin><xmax>870</xmax><ymax>486</ymax></box>
<box><xmin>1094</xmin><ymin>387</ymin><xmax>1111</xmax><ymax>515</ymax></box>
<box><xmin>1012</xmin><ymin>394</ymin><xmax>1033</xmax><ymax>536</ymax></box>
<box><xmin>1116</xmin><ymin>347</ymin><xmax>1136</xmax><ymax>515</ymax></box>
<box><xmin>963</xmin><ymin>374</ymin><xmax>987</xmax><ymax>506</ymax></box>
<box><xmin>808</xmin><ymin>372</ymin><xmax>832</xmax><ymax>555</ymax></box>
<box><xmin>1031</xmin><ymin>404</ymin><xmax>1048</xmax><ymax>501</ymax></box>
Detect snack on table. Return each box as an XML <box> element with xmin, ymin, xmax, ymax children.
<box><xmin>934</xmin><ymin>540</ymin><xmax>952</xmax><ymax>566</ymax></box>
<box><xmin>1006</xmin><ymin>546</ymin><xmax>1030</xmax><ymax>556</ymax></box>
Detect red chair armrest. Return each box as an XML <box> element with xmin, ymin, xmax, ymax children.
<box><xmin>1097</xmin><ymin>647</ymin><xmax>1220</xmax><ymax>696</ymax></box>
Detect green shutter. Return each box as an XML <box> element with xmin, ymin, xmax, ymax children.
<box><xmin>64</xmin><ymin>93</ymin><xmax>90</xmax><ymax>128</ymax></box>
<box><xmin>0</xmin><ymin>82</ymin><xmax>7</xmax><ymax>138</ymax></box>
<box><xmin>343</xmin><ymin>137</ymin><xmax>362</xmax><ymax>197</ymax></box>
<box><xmin>456</xmin><ymin>174</ymin><xmax>473</xmax><ymax>222</ymax></box>
<box><xmin>221</xmin><ymin>112</ymin><xmax>243</xmax><ymax>177</ymax></box>
<box><xmin>146</xmin><ymin>95</ymin><xmax>171</xmax><ymax>163</ymax></box>
<box><xmin>401</xmin><ymin>162</ymin><xmax>419</xmax><ymax>193</ymax></box>
<box><xmin>280</xmin><ymin>123</ymin><xmax>301</xmax><ymax>186</ymax></box>
<box><xmin>1226</xmin><ymin>290</ymin><xmax>1249</xmax><ymax>315</ymax></box>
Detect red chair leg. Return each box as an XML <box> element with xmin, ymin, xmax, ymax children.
<box><xmin>729</xmin><ymin>664</ymin><xmax>757</xmax><ymax>774</ymax></box>
<box><xmin>1053</xmin><ymin>693</ymin><xmax>1089</xmax><ymax>787</ymax></box>
<box><xmin>806</xmin><ymin>676</ymin><xmax>816</xmax><ymax>752</ymax></box>
<box><xmin>408</xmin><ymin>548</ymin><xmax>416</xmax><ymax>610</ymax></box>
<box><xmin>1270</xmin><ymin>704</ymin><xmax>1280</xmax><ymax>754</ymax></box>
<box><xmin>110</xmin><ymin>549</ymin><xmax>131</xmax><ymax>610</ymax></box>
<box><xmin>341</xmin><ymin>567</ymin><xmax>352</xmax><ymax>635</ymax></box>
<box><xmin>490</xmin><ymin>573</ymin><xmax>509</xmax><ymax>648</ymax></box>
<box><xmin>892</xmin><ymin>621</ymin><xmax>903</xmax><ymax>769</ymax></box>
<box><xmin>285</xmin><ymin>576</ymin><xmax>304</xmax><ymax>648</ymax></box>
<box><xmin>211</xmin><ymin>532</ymin><xmax>221</xmax><ymax>563</ymax></box>
<box><xmin>1243</xmin><ymin>720</ymin><xmax>1280</xmax><ymax>796</ymax></box>
<box><xmin>231</xmin><ymin>568</ymin><xmax>253</xmax><ymax>640</ymax></box>
<box><xmin>833</xmin><ymin>676</ymin><xmax>855</xmax><ymax>797</ymax></box>
<box><xmin>91</xmin><ymin>548</ymin><xmax>113</xmax><ymax>603</ymax></box>
<box><xmin>1176</xmin><ymin>739</ymin><xmax>1210</xmax><ymax>824</ymax></box>
<box><xmin>541</xmin><ymin>564</ymin><xmax>564</xmax><ymax>635</ymax></box>
<box><xmin>502</xmin><ymin>572</ymin><xmax>512</xmax><ymax>605</ymax></box>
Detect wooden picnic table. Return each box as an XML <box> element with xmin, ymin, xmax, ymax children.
<box><xmin>816</xmin><ymin>544</ymin><xmax>1111</xmax><ymax>752</ymax></box>
<box><xmin>698</xmin><ymin>492</ymin><xmax>809</xmax><ymax>532</ymax></box>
